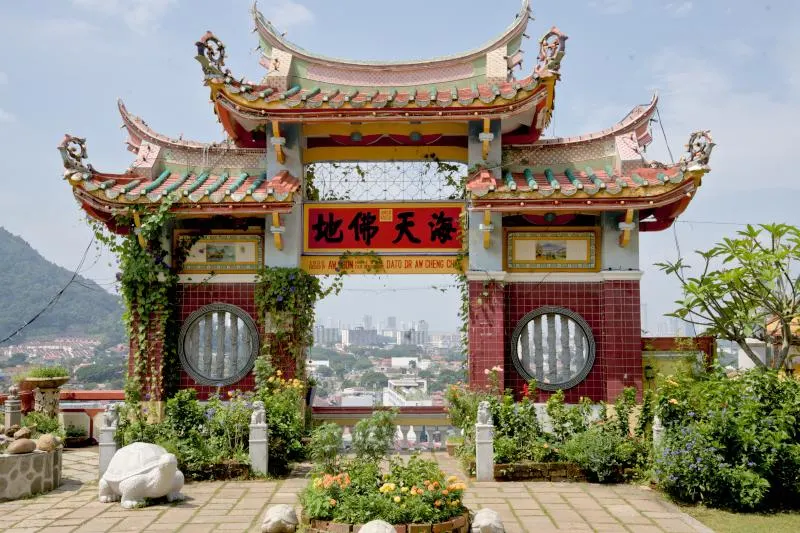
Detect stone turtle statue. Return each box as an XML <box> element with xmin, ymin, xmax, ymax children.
<box><xmin>99</xmin><ymin>442</ymin><xmax>185</xmax><ymax>508</ymax></box>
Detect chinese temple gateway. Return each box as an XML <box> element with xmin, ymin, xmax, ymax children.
<box><xmin>59</xmin><ymin>1</ymin><xmax>713</xmax><ymax>401</ymax></box>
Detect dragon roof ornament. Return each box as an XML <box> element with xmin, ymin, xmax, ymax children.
<box><xmin>535</xmin><ymin>27</ymin><xmax>567</xmax><ymax>77</ymax></box>
<box><xmin>680</xmin><ymin>130</ymin><xmax>714</xmax><ymax>172</ymax></box>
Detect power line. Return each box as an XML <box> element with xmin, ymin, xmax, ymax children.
<box><xmin>0</xmin><ymin>237</ymin><xmax>95</xmax><ymax>345</ymax></box>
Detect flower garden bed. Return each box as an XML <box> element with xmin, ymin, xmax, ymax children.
<box><xmin>303</xmin><ymin>512</ymin><xmax>469</xmax><ymax>533</ymax></box>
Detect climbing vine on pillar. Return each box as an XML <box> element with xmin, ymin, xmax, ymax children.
<box><xmin>90</xmin><ymin>195</ymin><xmax>190</xmax><ymax>406</ymax></box>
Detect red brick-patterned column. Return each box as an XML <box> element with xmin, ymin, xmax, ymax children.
<box><xmin>468</xmin><ymin>280</ymin><xmax>506</xmax><ymax>390</ymax></box>
<box><xmin>601</xmin><ymin>280</ymin><xmax>642</xmax><ymax>401</ymax></box>
<box><xmin>127</xmin><ymin>310</ymin><xmax>165</xmax><ymax>402</ymax></box>
<box><xmin>503</xmin><ymin>281</ymin><xmax>606</xmax><ymax>402</ymax></box>
<box><xmin>177</xmin><ymin>283</ymin><xmax>262</xmax><ymax>400</ymax></box>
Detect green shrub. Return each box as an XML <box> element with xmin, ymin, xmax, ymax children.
<box><xmin>65</xmin><ymin>425</ymin><xmax>88</xmax><ymax>438</ymax></box>
<box><xmin>21</xmin><ymin>412</ymin><xmax>64</xmax><ymax>438</ymax></box>
<box><xmin>655</xmin><ymin>368</ymin><xmax>800</xmax><ymax>510</ymax></box>
<box><xmin>563</xmin><ymin>425</ymin><xmax>644</xmax><ymax>483</ymax></box>
<box><xmin>353</xmin><ymin>410</ymin><xmax>397</xmax><ymax>461</ymax></box>
<box><xmin>26</xmin><ymin>366</ymin><xmax>69</xmax><ymax>378</ymax></box>
<box><xmin>310</xmin><ymin>423</ymin><xmax>343</xmax><ymax>474</ymax></box>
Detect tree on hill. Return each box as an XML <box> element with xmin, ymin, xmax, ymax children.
<box><xmin>0</xmin><ymin>227</ymin><xmax>124</xmax><ymax>343</ymax></box>
<box><xmin>359</xmin><ymin>371</ymin><xmax>388</xmax><ymax>390</ymax></box>
<box><xmin>659</xmin><ymin>223</ymin><xmax>800</xmax><ymax>369</ymax></box>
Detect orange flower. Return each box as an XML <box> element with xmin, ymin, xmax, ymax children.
<box><xmin>441</xmin><ymin>490</ymin><xmax>449</xmax><ymax>496</ymax></box>
<box><xmin>669</xmin><ymin>398</ymin><xmax>679</xmax><ymax>405</ymax></box>
<box><xmin>329</xmin><ymin>499</ymin><xmax>337</xmax><ymax>507</ymax></box>
<box><xmin>434</xmin><ymin>500</ymin><xmax>443</xmax><ymax>507</ymax></box>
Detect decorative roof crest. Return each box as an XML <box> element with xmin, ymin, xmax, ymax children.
<box><xmin>535</xmin><ymin>27</ymin><xmax>567</xmax><ymax>77</ymax></box>
<box><xmin>196</xmin><ymin>30</ymin><xmax>228</xmax><ymax>75</ymax></box>
<box><xmin>680</xmin><ymin>130</ymin><xmax>714</xmax><ymax>172</ymax></box>
<box><xmin>58</xmin><ymin>134</ymin><xmax>93</xmax><ymax>182</ymax></box>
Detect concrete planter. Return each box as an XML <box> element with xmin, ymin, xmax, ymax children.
<box><xmin>24</xmin><ymin>377</ymin><xmax>70</xmax><ymax>390</ymax></box>
<box><xmin>0</xmin><ymin>448</ymin><xmax>62</xmax><ymax>501</ymax></box>
<box><xmin>307</xmin><ymin>512</ymin><xmax>469</xmax><ymax>533</ymax></box>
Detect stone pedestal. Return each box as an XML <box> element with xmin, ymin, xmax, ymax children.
<box><xmin>249</xmin><ymin>401</ymin><xmax>269</xmax><ymax>476</ymax></box>
<box><xmin>34</xmin><ymin>388</ymin><xmax>61</xmax><ymax>418</ymax></box>
<box><xmin>98</xmin><ymin>405</ymin><xmax>118</xmax><ymax>480</ymax></box>
<box><xmin>4</xmin><ymin>387</ymin><xmax>21</xmax><ymax>429</ymax></box>
<box><xmin>475</xmin><ymin>423</ymin><xmax>494</xmax><ymax>482</ymax></box>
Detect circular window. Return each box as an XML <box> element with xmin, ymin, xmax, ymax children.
<box><xmin>510</xmin><ymin>306</ymin><xmax>595</xmax><ymax>390</ymax></box>
<box><xmin>178</xmin><ymin>303</ymin><xmax>259</xmax><ymax>386</ymax></box>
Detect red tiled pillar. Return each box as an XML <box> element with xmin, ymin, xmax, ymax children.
<box><xmin>601</xmin><ymin>280</ymin><xmax>643</xmax><ymax>401</ymax></box>
<box><xmin>468</xmin><ymin>280</ymin><xmax>505</xmax><ymax>390</ymax></box>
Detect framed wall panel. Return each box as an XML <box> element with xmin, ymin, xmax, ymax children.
<box><xmin>504</xmin><ymin>227</ymin><xmax>600</xmax><ymax>272</ymax></box>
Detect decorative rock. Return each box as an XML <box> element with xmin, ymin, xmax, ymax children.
<box><xmin>4</xmin><ymin>425</ymin><xmax>19</xmax><ymax>438</ymax></box>
<box><xmin>261</xmin><ymin>504</ymin><xmax>299</xmax><ymax>533</ymax></box>
<box><xmin>37</xmin><ymin>434</ymin><xmax>61</xmax><ymax>452</ymax></box>
<box><xmin>471</xmin><ymin>509</ymin><xmax>504</xmax><ymax>533</ymax></box>
<box><xmin>6</xmin><ymin>438</ymin><xmax>37</xmax><ymax>455</ymax></box>
<box><xmin>358</xmin><ymin>520</ymin><xmax>396</xmax><ymax>533</ymax></box>
<box><xmin>99</xmin><ymin>442</ymin><xmax>185</xmax><ymax>508</ymax></box>
<box><xmin>14</xmin><ymin>427</ymin><xmax>32</xmax><ymax>440</ymax></box>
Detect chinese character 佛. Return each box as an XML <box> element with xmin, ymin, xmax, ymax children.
<box><xmin>392</xmin><ymin>212</ymin><xmax>421</xmax><ymax>244</ymax></box>
<box><xmin>311</xmin><ymin>212</ymin><xmax>344</xmax><ymax>243</ymax></box>
<box><xmin>347</xmin><ymin>211</ymin><xmax>379</xmax><ymax>246</ymax></box>
<box><xmin>428</xmin><ymin>211</ymin><xmax>457</xmax><ymax>243</ymax></box>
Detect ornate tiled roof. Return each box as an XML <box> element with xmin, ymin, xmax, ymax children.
<box><xmin>468</xmin><ymin>130</ymin><xmax>715</xmax><ymax>211</ymax></box>
<box><xmin>196</xmin><ymin>3</ymin><xmax>567</xmax><ymax>130</ymax></box>
<box><xmin>58</xmin><ymin>134</ymin><xmax>299</xmax><ymax>219</ymax></box>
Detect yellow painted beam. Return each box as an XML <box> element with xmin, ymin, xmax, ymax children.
<box><xmin>271</xmin><ymin>122</ymin><xmax>285</xmax><ymax>164</ymax></box>
<box><xmin>482</xmin><ymin>118</ymin><xmax>491</xmax><ymax>161</ymax></box>
<box><xmin>271</xmin><ymin>212</ymin><xmax>283</xmax><ymax>251</ymax></box>
<box><xmin>132</xmin><ymin>211</ymin><xmax>146</xmax><ymax>248</ymax></box>
<box><xmin>302</xmin><ymin>122</ymin><xmax>469</xmax><ymax>137</ymax></box>
<box><xmin>619</xmin><ymin>209</ymin><xmax>634</xmax><ymax>248</ymax></box>
<box><xmin>483</xmin><ymin>209</ymin><xmax>492</xmax><ymax>249</ymax></box>
<box><xmin>302</xmin><ymin>145</ymin><xmax>468</xmax><ymax>164</ymax></box>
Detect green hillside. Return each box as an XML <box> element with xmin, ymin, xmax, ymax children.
<box><xmin>0</xmin><ymin>227</ymin><xmax>124</xmax><ymax>344</ymax></box>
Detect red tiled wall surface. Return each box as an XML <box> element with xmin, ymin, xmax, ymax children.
<box><xmin>467</xmin><ymin>279</ymin><xmax>642</xmax><ymax>402</ymax></box>
<box><xmin>468</xmin><ymin>281</ymin><xmax>505</xmax><ymax>390</ymax></box>
<box><xmin>176</xmin><ymin>283</ymin><xmax>260</xmax><ymax>400</ymax></box>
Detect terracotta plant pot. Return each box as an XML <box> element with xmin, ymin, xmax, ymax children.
<box><xmin>19</xmin><ymin>390</ymin><xmax>34</xmax><ymax>414</ymax></box>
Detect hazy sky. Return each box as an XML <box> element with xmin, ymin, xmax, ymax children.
<box><xmin>1</xmin><ymin>0</ymin><xmax>798</xmax><ymax>332</ymax></box>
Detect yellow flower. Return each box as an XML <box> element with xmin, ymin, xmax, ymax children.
<box><xmin>394</xmin><ymin>496</ymin><xmax>401</xmax><ymax>503</ymax></box>
<box><xmin>449</xmin><ymin>499</ymin><xmax>460</xmax><ymax>507</ymax></box>
<box><xmin>669</xmin><ymin>398</ymin><xmax>679</xmax><ymax>405</ymax></box>
<box><xmin>542</xmin><ymin>443</ymin><xmax>549</xmax><ymax>449</ymax></box>
<box><xmin>666</xmin><ymin>379</ymin><xmax>679</xmax><ymax>387</ymax></box>
<box><xmin>268</xmin><ymin>376</ymin><xmax>275</xmax><ymax>383</ymax></box>
<box><xmin>276</xmin><ymin>370</ymin><xmax>283</xmax><ymax>376</ymax></box>
<box><xmin>447</xmin><ymin>475</ymin><xmax>458</xmax><ymax>483</ymax></box>
<box><xmin>401</xmin><ymin>487</ymin><xmax>409</xmax><ymax>493</ymax></box>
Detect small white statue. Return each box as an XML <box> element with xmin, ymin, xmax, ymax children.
<box><xmin>477</xmin><ymin>401</ymin><xmax>492</xmax><ymax>425</ymax></box>
<box><xmin>471</xmin><ymin>508</ymin><xmax>505</xmax><ymax>533</ymax></box>
<box><xmin>103</xmin><ymin>404</ymin><xmax>119</xmax><ymax>428</ymax></box>
<box><xmin>99</xmin><ymin>442</ymin><xmax>185</xmax><ymax>508</ymax></box>
<box><xmin>261</xmin><ymin>504</ymin><xmax>299</xmax><ymax>533</ymax></box>
<box><xmin>251</xmin><ymin>400</ymin><xmax>266</xmax><ymax>425</ymax></box>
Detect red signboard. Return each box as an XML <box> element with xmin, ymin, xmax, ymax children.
<box><xmin>303</xmin><ymin>202</ymin><xmax>464</xmax><ymax>253</ymax></box>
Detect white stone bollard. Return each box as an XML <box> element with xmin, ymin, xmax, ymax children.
<box><xmin>249</xmin><ymin>401</ymin><xmax>269</xmax><ymax>476</ymax></box>
<box><xmin>475</xmin><ymin>401</ymin><xmax>494</xmax><ymax>482</ymax></box>
<box><xmin>98</xmin><ymin>404</ymin><xmax>119</xmax><ymax>480</ymax></box>
<box><xmin>652</xmin><ymin>415</ymin><xmax>664</xmax><ymax>449</ymax></box>
<box><xmin>4</xmin><ymin>386</ymin><xmax>21</xmax><ymax>429</ymax></box>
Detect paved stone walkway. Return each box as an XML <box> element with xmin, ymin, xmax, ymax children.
<box><xmin>0</xmin><ymin>447</ymin><xmax>713</xmax><ymax>533</ymax></box>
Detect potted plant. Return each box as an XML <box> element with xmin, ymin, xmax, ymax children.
<box><xmin>13</xmin><ymin>372</ymin><xmax>35</xmax><ymax>413</ymax></box>
<box><xmin>64</xmin><ymin>425</ymin><xmax>91</xmax><ymax>448</ymax></box>
<box><xmin>24</xmin><ymin>366</ymin><xmax>70</xmax><ymax>390</ymax></box>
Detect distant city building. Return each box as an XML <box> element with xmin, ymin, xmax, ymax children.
<box><xmin>391</xmin><ymin>357</ymin><xmax>430</xmax><ymax>371</ymax></box>
<box><xmin>418</xmin><ymin>320</ymin><xmax>429</xmax><ymax>333</ymax></box>
<box><xmin>429</xmin><ymin>333</ymin><xmax>460</xmax><ymax>349</ymax></box>
<box><xmin>313</xmin><ymin>324</ymin><xmax>342</xmax><ymax>346</ymax></box>
<box><xmin>383</xmin><ymin>378</ymin><xmax>432</xmax><ymax>407</ymax></box>
<box><xmin>341</xmin><ymin>327</ymin><xmax>379</xmax><ymax>347</ymax></box>
<box><xmin>339</xmin><ymin>388</ymin><xmax>377</xmax><ymax>407</ymax></box>
<box><xmin>397</xmin><ymin>328</ymin><xmax>427</xmax><ymax>346</ymax></box>
<box><xmin>386</xmin><ymin>316</ymin><xmax>397</xmax><ymax>329</ymax></box>
<box><xmin>363</xmin><ymin>315</ymin><xmax>373</xmax><ymax>330</ymax></box>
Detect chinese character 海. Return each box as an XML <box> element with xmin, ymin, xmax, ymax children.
<box><xmin>311</xmin><ymin>213</ymin><xmax>344</xmax><ymax>243</ymax></box>
<box><xmin>428</xmin><ymin>211</ymin><xmax>457</xmax><ymax>244</ymax></box>
<box><xmin>392</xmin><ymin>211</ymin><xmax>421</xmax><ymax>244</ymax></box>
<box><xmin>347</xmin><ymin>211</ymin><xmax>379</xmax><ymax>246</ymax></box>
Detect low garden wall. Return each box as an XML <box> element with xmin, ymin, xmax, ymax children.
<box><xmin>0</xmin><ymin>448</ymin><xmax>62</xmax><ymax>501</ymax></box>
<box><xmin>493</xmin><ymin>462</ymin><xmax>586</xmax><ymax>482</ymax></box>
<box><xmin>304</xmin><ymin>512</ymin><xmax>469</xmax><ymax>533</ymax></box>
